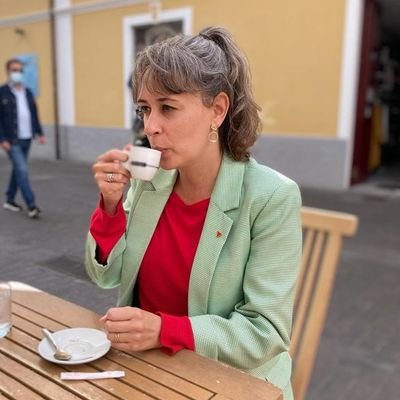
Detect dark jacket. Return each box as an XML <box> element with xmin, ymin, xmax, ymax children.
<box><xmin>0</xmin><ymin>83</ymin><xmax>43</xmax><ymax>143</ymax></box>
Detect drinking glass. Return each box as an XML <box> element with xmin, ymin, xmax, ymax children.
<box><xmin>0</xmin><ymin>281</ymin><xmax>12</xmax><ymax>337</ymax></box>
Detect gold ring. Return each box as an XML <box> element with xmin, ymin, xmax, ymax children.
<box><xmin>114</xmin><ymin>332</ymin><xmax>120</xmax><ymax>343</ymax></box>
<box><xmin>106</xmin><ymin>172</ymin><xmax>114</xmax><ymax>183</ymax></box>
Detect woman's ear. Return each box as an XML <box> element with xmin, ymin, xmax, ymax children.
<box><xmin>212</xmin><ymin>92</ymin><xmax>230</xmax><ymax>127</ymax></box>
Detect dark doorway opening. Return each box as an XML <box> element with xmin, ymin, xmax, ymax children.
<box><xmin>352</xmin><ymin>0</ymin><xmax>400</xmax><ymax>189</ymax></box>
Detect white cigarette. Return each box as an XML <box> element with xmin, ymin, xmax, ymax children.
<box><xmin>60</xmin><ymin>371</ymin><xmax>125</xmax><ymax>380</ymax></box>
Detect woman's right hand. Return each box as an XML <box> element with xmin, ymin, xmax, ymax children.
<box><xmin>92</xmin><ymin>149</ymin><xmax>131</xmax><ymax>214</ymax></box>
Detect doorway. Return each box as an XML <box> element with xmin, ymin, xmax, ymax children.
<box><xmin>352</xmin><ymin>0</ymin><xmax>400</xmax><ymax>188</ymax></box>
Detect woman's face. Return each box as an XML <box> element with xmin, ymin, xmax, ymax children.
<box><xmin>136</xmin><ymin>85</ymin><xmax>219</xmax><ymax>171</ymax></box>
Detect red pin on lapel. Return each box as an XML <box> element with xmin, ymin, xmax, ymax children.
<box><xmin>216</xmin><ymin>231</ymin><xmax>222</xmax><ymax>238</ymax></box>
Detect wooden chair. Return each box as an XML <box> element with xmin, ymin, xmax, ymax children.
<box><xmin>291</xmin><ymin>206</ymin><xmax>359</xmax><ymax>400</ymax></box>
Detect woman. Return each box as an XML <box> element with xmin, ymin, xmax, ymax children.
<box><xmin>86</xmin><ymin>26</ymin><xmax>302</xmax><ymax>399</ymax></box>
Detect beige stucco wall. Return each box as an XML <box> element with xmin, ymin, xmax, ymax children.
<box><xmin>0</xmin><ymin>0</ymin><xmax>48</xmax><ymax>16</ymax></box>
<box><xmin>73</xmin><ymin>3</ymin><xmax>148</xmax><ymax>127</ymax></box>
<box><xmin>192</xmin><ymin>0</ymin><xmax>346</xmax><ymax>137</ymax></box>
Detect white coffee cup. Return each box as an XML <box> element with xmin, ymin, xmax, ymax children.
<box><xmin>123</xmin><ymin>146</ymin><xmax>161</xmax><ymax>181</ymax></box>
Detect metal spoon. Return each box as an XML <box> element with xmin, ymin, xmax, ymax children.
<box><xmin>42</xmin><ymin>328</ymin><xmax>72</xmax><ymax>361</ymax></box>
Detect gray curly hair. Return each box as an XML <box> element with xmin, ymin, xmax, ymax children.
<box><xmin>132</xmin><ymin>26</ymin><xmax>261</xmax><ymax>161</ymax></box>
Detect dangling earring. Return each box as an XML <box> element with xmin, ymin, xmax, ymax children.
<box><xmin>208</xmin><ymin>123</ymin><xmax>219</xmax><ymax>143</ymax></box>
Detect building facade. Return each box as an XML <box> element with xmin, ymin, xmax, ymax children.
<box><xmin>0</xmin><ymin>0</ymin><xmax>364</xmax><ymax>189</ymax></box>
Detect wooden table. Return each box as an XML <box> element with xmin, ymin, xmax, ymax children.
<box><xmin>0</xmin><ymin>282</ymin><xmax>282</xmax><ymax>400</ymax></box>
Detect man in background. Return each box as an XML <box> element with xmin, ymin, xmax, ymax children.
<box><xmin>0</xmin><ymin>58</ymin><xmax>45</xmax><ymax>218</ymax></box>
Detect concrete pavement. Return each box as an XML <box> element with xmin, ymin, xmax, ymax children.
<box><xmin>0</xmin><ymin>157</ymin><xmax>399</xmax><ymax>400</ymax></box>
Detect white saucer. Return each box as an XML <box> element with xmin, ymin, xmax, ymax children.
<box><xmin>38</xmin><ymin>328</ymin><xmax>111</xmax><ymax>365</ymax></box>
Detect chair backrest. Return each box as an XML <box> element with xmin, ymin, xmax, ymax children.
<box><xmin>291</xmin><ymin>206</ymin><xmax>358</xmax><ymax>400</ymax></box>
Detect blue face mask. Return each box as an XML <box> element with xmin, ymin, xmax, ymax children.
<box><xmin>10</xmin><ymin>71</ymin><xmax>23</xmax><ymax>84</ymax></box>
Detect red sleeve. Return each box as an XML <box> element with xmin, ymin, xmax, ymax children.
<box><xmin>89</xmin><ymin>195</ymin><xmax>126</xmax><ymax>264</ymax></box>
<box><xmin>158</xmin><ymin>313</ymin><xmax>195</xmax><ymax>355</ymax></box>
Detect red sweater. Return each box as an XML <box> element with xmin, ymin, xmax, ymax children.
<box><xmin>90</xmin><ymin>192</ymin><xmax>210</xmax><ymax>354</ymax></box>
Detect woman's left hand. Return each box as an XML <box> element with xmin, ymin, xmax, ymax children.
<box><xmin>100</xmin><ymin>307</ymin><xmax>162</xmax><ymax>352</ymax></box>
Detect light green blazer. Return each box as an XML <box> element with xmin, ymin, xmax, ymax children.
<box><xmin>85</xmin><ymin>155</ymin><xmax>302</xmax><ymax>399</ymax></box>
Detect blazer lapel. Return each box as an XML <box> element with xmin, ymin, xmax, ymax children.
<box><xmin>188</xmin><ymin>156</ymin><xmax>246</xmax><ymax>315</ymax></box>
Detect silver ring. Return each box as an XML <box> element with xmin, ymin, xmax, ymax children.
<box><xmin>106</xmin><ymin>172</ymin><xmax>114</xmax><ymax>183</ymax></box>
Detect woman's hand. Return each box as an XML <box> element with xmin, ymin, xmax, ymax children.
<box><xmin>100</xmin><ymin>307</ymin><xmax>162</xmax><ymax>352</ymax></box>
<box><xmin>92</xmin><ymin>149</ymin><xmax>131</xmax><ymax>214</ymax></box>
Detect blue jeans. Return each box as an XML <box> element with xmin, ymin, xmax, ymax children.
<box><xmin>5</xmin><ymin>139</ymin><xmax>36</xmax><ymax>208</ymax></box>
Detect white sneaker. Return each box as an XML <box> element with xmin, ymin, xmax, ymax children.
<box><xmin>3</xmin><ymin>201</ymin><xmax>23</xmax><ymax>212</ymax></box>
<box><xmin>28</xmin><ymin>206</ymin><xmax>41</xmax><ymax>218</ymax></box>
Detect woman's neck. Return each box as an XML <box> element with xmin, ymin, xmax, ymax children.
<box><xmin>175</xmin><ymin>152</ymin><xmax>222</xmax><ymax>205</ymax></box>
